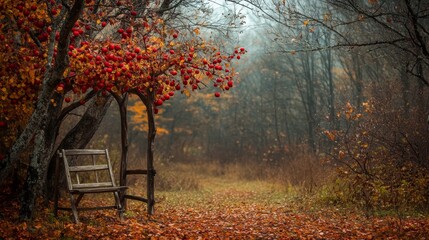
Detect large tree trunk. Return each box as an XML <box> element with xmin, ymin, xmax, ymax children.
<box><xmin>17</xmin><ymin>0</ymin><xmax>85</xmax><ymax>220</ymax></box>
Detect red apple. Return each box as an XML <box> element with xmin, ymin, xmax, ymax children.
<box><xmin>155</xmin><ymin>99</ymin><xmax>163</xmax><ymax>106</ymax></box>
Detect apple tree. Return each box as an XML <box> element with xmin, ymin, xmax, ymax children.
<box><xmin>61</xmin><ymin>13</ymin><xmax>246</xmax><ymax>214</ymax></box>
<box><xmin>0</xmin><ymin>0</ymin><xmax>246</xmax><ymax>219</ymax></box>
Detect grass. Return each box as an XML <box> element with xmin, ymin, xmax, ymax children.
<box><xmin>156</xmin><ymin>177</ymin><xmax>289</xmax><ymax>209</ymax></box>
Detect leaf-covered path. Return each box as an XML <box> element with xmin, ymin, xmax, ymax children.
<box><xmin>1</xmin><ymin>177</ymin><xmax>428</xmax><ymax>239</ymax></box>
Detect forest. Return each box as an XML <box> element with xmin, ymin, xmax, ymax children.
<box><xmin>0</xmin><ymin>0</ymin><xmax>428</xmax><ymax>239</ymax></box>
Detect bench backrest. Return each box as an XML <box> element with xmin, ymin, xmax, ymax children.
<box><xmin>59</xmin><ymin>149</ymin><xmax>117</xmax><ymax>191</ymax></box>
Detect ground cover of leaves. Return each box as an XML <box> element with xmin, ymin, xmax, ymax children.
<box><xmin>1</xmin><ymin>178</ymin><xmax>428</xmax><ymax>239</ymax></box>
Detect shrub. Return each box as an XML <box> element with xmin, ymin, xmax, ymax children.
<box><xmin>324</xmin><ymin>84</ymin><xmax>429</xmax><ymax>216</ymax></box>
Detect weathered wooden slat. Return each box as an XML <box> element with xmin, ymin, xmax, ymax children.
<box><xmin>92</xmin><ymin>155</ymin><xmax>99</xmax><ymax>183</ymax></box>
<box><xmin>62</xmin><ymin>149</ymin><xmax>74</xmax><ymax>192</ymax></box>
<box><xmin>63</xmin><ymin>149</ymin><xmax>107</xmax><ymax>155</ymax></box>
<box><xmin>105</xmin><ymin>149</ymin><xmax>117</xmax><ymax>187</ymax></box>
<box><xmin>69</xmin><ymin>165</ymin><xmax>109</xmax><ymax>172</ymax></box>
<box><xmin>70</xmin><ymin>186</ymin><xmax>128</xmax><ymax>194</ymax></box>
<box><xmin>72</xmin><ymin>182</ymin><xmax>113</xmax><ymax>189</ymax></box>
<box><xmin>124</xmin><ymin>194</ymin><xmax>148</xmax><ymax>203</ymax></box>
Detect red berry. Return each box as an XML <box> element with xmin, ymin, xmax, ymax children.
<box><xmin>155</xmin><ymin>99</ymin><xmax>163</xmax><ymax>106</ymax></box>
<box><xmin>101</xmin><ymin>22</ymin><xmax>107</xmax><ymax>27</ymax></box>
<box><xmin>65</xmin><ymin>97</ymin><xmax>71</xmax><ymax>103</ymax></box>
<box><xmin>227</xmin><ymin>81</ymin><xmax>233</xmax><ymax>87</ymax></box>
<box><xmin>172</xmin><ymin>33</ymin><xmax>178</xmax><ymax>38</ymax></box>
<box><xmin>214</xmin><ymin>92</ymin><xmax>220</xmax><ymax>97</ymax></box>
<box><xmin>0</xmin><ymin>121</ymin><xmax>7</xmax><ymax>127</ymax></box>
<box><xmin>131</xmin><ymin>10</ymin><xmax>137</xmax><ymax>16</ymax></box>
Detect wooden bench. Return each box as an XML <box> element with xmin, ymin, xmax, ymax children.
<box><xmin>54</xmin><ymin>149</ymin><xmax>128</xmax><ymax>223</ymax></box>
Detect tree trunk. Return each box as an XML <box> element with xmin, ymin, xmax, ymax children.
<box><xmin>145</xmin><ymin>92</ymin><xmax>156</xmax><ymax>215</ymax></box>
<box><xmin>46</xmin><ymin>95</ymin><xmax>112</xmax><ymax>200</ymax></box>
<box><xmin>19</xmin><ymin>91</ymin><xmax>65</xmax><ymax>220</ymax></box>
<box><xmin>19</xmin><ymin>128</ymin><xmax>47</xmax><ymax>219</ymax></box>
<box><xmin>115</xmin><ymin>94</ymin><xmax>129</xmax><ymax>209</ymax></box>
<box><xmin>16</xmin><ymin>0</ymin><xmax>86</xmax><ymax>219</ymax></box>
<box><xmin>134</xmin><ymin>90</ymin><xmax>156</xmax><ymax>215</ymax></box>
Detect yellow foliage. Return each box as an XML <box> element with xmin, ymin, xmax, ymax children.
<box><xmin>128</xmin><ymin>100</ymin><xmax>169</xmax><ymax>135</ymax></box>
<box><xmin>345</xmin><ymin>102</ymin><xmax>353</xmax><ymax>119</ymax></box>
<box><xmin>323</xmin><ymin>130</ymin><xmax>336</xmax><ymax>141</ymax></box>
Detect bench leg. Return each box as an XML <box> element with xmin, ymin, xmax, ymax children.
<box><xmin>113</xmin><ymin>192</ymin><xmax>124</xmax><ymax>220</ymax></box>
<box><xmin>76</xmin><ymin>193</ymin><xmax>84</xmax><ymax>206</ymax></box>
<box><xmin>69</xmin><ymin>194</ymin><xmax>80</xmax><ymax>223</ymax></box>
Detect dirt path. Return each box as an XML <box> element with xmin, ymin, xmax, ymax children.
<box><xmin>1</xmin><ymin>177</ymin><xmax>428</xmax><ymax>239</ymax></box>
